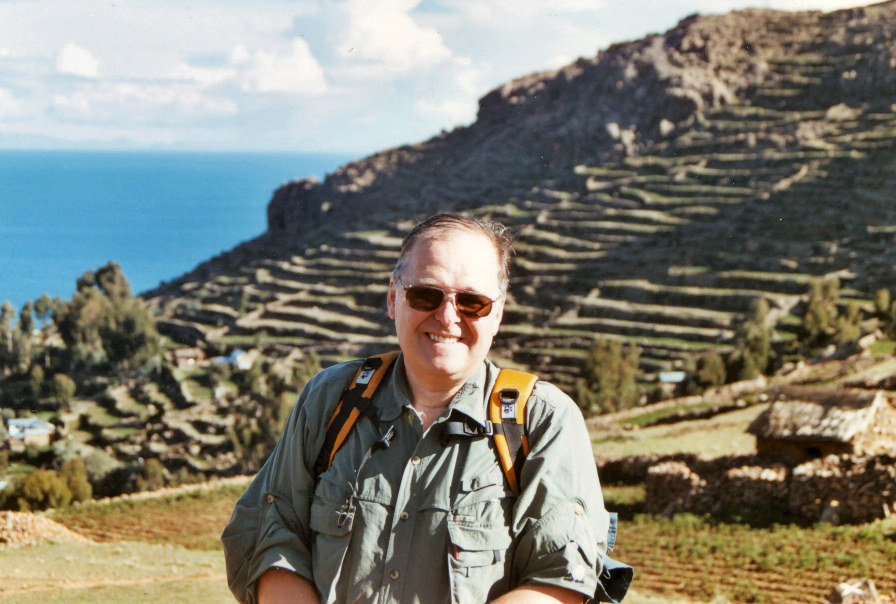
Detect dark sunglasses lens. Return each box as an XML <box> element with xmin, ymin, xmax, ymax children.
<box><xmin>405</xmin><ymin>286</ymin><xmax>493</xmax><ymax>317</ymax></box>
<box><xmin>455</xmin><ymin>293</ymin><xmax>493</xmax><ymax>317</ymax></box>
<box><xmin>405</xmin><ymin>286</ymin><xmax>444</xmax><ymax>311</ymax></box>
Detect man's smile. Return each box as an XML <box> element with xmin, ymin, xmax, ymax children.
<box><xmin>427</xmin><ymin>333</ymin><xmax>461</xmax><ymax>344</ymax></box>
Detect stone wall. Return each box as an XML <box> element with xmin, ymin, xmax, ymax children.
<box><xmin>645</xmin><ymin>453</ymin><xmax>896</xmax><ymax>523</ymax></box>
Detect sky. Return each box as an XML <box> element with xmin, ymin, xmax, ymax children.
<box><xmin>0</xmin><ymin>0</ymin><xmax>876</xmax><ymax>156</ymax></box>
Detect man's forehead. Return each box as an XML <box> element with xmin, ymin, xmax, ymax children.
<box><xmin>402</xmin><ymin>231</ymin><xmax>501</xmax><ymax>284</ymax></box>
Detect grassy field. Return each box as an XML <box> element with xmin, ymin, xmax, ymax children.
<box><xmin>591</xmin><ymin>404</ymin><xmax>766</xmax><ymax>461</ymax></box>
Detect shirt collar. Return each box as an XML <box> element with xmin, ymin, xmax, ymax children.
<box><xmin>378</xmin><ymin>353</ymin><xmax>499</xmax><ymax>429</ymax></box>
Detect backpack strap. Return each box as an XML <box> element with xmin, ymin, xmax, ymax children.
<box><xmin>487</xmin><ymin>369</ymin><xmax>538</xmax><ymax>496</ymax></box>
<box><xmin>314</xmin><ymin>351</ymin><xmax>399</xmax><ymax>475</ymax></box>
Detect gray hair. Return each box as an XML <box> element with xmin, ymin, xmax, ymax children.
<box><xmin>391</xmin><ymin>214</ymin><xmax>514</xmax><ymax>295</ymax></box>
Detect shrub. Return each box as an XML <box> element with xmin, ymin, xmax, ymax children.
<box><xmin>576</xmin><ymin>337</ymin><xmax>642</xmax><ymax>415</ymax></box>
<box><xmin>50</xmin><ymin>373</ymin><xmax>77</xmax><ymax>407</ymax></box>
<box><xmin>59</xmin><ymin>457</ymin><xmax>92</xmax><ymax>503</ymax></box>
<box><xmin>137</xmin><ymin>458</ymin><xmax>169</xmax><ymax>492</ymax></box>
<box><xmin>686</xmin><ymin>348</ymin><xmax>727</xmax><ymax>394</ymax></box>
<box><xmin>728</xmin><ymin>298</ymin><xmax>773</xmax><ymax>380</ymax></box>
<box><xmin>14</xmin><ymin>468</ymin><xmax>73</xmax><ymax>511</ymax></box>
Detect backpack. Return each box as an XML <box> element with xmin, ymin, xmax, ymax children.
<box><xmin>315</xmin><ymin>352</ymin><xmax>633</xmax><ymax>603</ymax></box>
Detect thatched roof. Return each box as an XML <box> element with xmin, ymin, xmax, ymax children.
<box><xmin>747</xmin><ymin>386</ymin><xmax>886</xmax><ymax>443</ymax></box>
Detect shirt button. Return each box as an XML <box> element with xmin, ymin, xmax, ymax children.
<box><xmin>265</xmin><ymin>494</ymin><xmax>275</xmax><ymax>504</ymax></box>
<box><xmin>399</xmin><ymin>510</ymin><xmax>409</xmax><ymax>521</ymax></box>
<box><xmin>389</xmin><ymin>570</ymin><xmax>400</xmax><ymax>580</ymax></box>
<box><xmin>411</xmin><ymin>456</ymin><xmax>421</xmax><ymax>466</ymax></box>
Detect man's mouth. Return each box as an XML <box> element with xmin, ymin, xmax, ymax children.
<box><xmin>428</xmin><ymin>333</ymin><xmax>460</xmax><ymax>344</ymax></box>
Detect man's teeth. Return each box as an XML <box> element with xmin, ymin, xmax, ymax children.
<box><xmin>429</xmin><ymin>334</ymin><xmax>459</xmax><ymax>343</ymax></box>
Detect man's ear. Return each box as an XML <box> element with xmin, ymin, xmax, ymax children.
<box><xmin>490</xmin><ymin>298</ymin><xmax>505</xmax><ymax>337</ymax></box>
<box><xmin>387</xmin><ymin>280</ymin><xmax>396</xmax><ymax>319</ymax></box>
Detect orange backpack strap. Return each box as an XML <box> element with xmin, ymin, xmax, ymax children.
<box><xmin>314</xmin><ymin>351</ymin><xmax>399</xmax><ymax>475</ymax></box>
<box><xmin>488</xmin><ymin>369</ymin><xmax>538</xmax><ymax>496</ymax></box>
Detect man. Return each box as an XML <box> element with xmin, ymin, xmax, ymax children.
<box><xmin>223</xmin><ymin>214</ymin><xmax>610</xmax><ymax>603</ymax></box>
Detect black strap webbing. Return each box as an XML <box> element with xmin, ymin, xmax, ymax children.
<box><xmin>314</xmin><ymin>353</ymin><xmax>397</xmax><ymax>475</ymax></box>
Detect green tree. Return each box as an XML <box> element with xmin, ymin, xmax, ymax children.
<box><xmin>34</xmin><ymin>294</ymin><xmax>52</xmax><ymax>328</ymax></box>
<box><xmin>576</xmin><ymin>337</ymin><xmax>642</xmax><ymax>416</ymax></box>
<box><xmin>729</xmin><ymin>298</ymin><xmax>774</xmax><ymax>380</ymax></box>
<box><xmin>99</xmin><ymin>296</ymin><xmax>161</xmax><ymax>370</ymax></box>
<box><xmin>691</xmin><ymin>348</ymin><xmax>727</xmax><ymax>392</ymax></box>
<box><xmin>15</xmin><ymin>469</ymin><xmax>73</xmax><ymax>511</ymax></box>
<box><xmin>295</xmin><ymin>350</ymin><xmax>322</xmax><ymax>389</ymax></box>
<box><xmin>50</xmin><ymin>373</ymin><xmax>77</xmax><ymax>408</ymax></box>
<box><xmin>28</xmin><ymin>364</ymin><xmax>45</xmax><ymax>399</ymax></box>
<box><xmin>0</xmin><ymin>301</ymin><xmax>14</xmax><ymax>375</ymax></box>
<box><xmin>54</xmin><ymin>263</ymin><xmax>161</xmax><ymax>371</ymax></box>
<box><xmin>801</xmin><ymin>277</ymin><xmax>839</xmax><ymax>350</ymax></box>
<box><xmin>874</xmin><ymin>288</ymin><xmax>896</xmax><ymax>338</ymax></box>
<box><xmin>834</xmin><ymin>300</ymin><xmax>862</xmax><ymax>344</ymax></box>
<box><xmin>59</xmin><ymin>458</ymin><xmax>93</xmax><ymax>503</ymax></box>
<box><xmin>54</xmin><ymin>285</ymin><xmax>108</xmax><ymax>367</ymax></box>
<box><xmin>19</xmin><ymin>301</ymin><xmax>34</xmax><ymax>335</ymax></box>
<box><xmin>95</xmin><ymin>261</ymin><xmax>133</xmax><ymax>302</ymax></box>
<box><xmin>137</xmin><ymin>458</ymin><xmax>168</xmax><ymax>492</ymax></box>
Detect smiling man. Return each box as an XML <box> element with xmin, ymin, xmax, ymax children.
<box><xmin>223</xmin><ymin>214</ymin><xmax>611</xmax><ymax>604</ymax></box>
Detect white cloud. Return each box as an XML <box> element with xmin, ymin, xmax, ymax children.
<box><xmin>230</xmin><ymin>45</ymin><xmax>251</xmax><ymax>66</ymax></box>
<box><xmin>238</xmin><ymin>38</ymin><xmax>327</xmax><ymax>94</ymax></box>
<box><xmin>171</xmin><ymin>63</ymin><xmax>237</xmax><ymax>88</ymax></box>
<box><xmin>55</xmin><ymin>43</ymin><xmax>99</xmax><ymax>78</ymax></box>
<box><xmin>337</xmin><ymin>0</ymin><xmax>452</xmax><ymax>76</ymax></box>
<box><xmin>415</xmin><ymin>97</ymin><xmax>476</xmax><ymax>126</ymax></box>
<box><xmin>0</xmin><ymin>87</ymin><xmax>24</xmax><ymax>116</ymax></box>
<box><xmin>52</xmin><ymin>92</ymin><xmax>91</xmax><ymax>118</ymax></box>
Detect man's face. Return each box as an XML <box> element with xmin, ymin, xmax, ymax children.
<box><xmin>387</xmin><ymin>229</ymin><xmax>505</xmax><ymax>396</ymax></box>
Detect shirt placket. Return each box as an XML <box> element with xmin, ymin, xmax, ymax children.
<box><xmin>377</xmin><ymin>421</ymin><xmax>434</xmax><ymax>603</ymax></box>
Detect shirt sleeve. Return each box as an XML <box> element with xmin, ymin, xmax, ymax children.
<box><xmin>221</xmin><ymin>362</ymin><xmax>359</xmax><ymax>604</ymax></box>
<box><xmin>508</xmin><ymin>381</ymin><xmax>610</xmax><ymax>598</ymax></box>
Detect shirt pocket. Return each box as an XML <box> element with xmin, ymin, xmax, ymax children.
<box><xmin>446</xmin><ymin>519</ymin><xmax>512</xmax><ymax>602</ymax></box>
<box><xmin>309</xmin><ymin>491</ymin><xmax>355</xmax><ymax>600</ymax></box>
<box><xmin>445</xmin><ymin>473</ymin><xmax>513</xmax><ymax>603</ymax></box>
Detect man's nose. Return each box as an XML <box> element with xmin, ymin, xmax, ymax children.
<box><xmin>433</xmin><ymin>293</ymin><xmax>462</xmax><ymax>323</ymax></box>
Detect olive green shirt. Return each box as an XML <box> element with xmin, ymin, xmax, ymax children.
<box><xmin>222</xmin><ymin>355</ymin><xmax>609</xmax><ymax>603</ymax></box>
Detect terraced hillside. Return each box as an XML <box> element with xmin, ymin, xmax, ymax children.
<box><xmin>146</xmin><ymin>3</ymin><xmax>896</xmax><ymax>389</ymax></box>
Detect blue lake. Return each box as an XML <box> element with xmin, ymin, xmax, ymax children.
<box><xmin>0</xmin><ymin>150</ymin><xmax>355</xmax><ymax>310</ymax></box>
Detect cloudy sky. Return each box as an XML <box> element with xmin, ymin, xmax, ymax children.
<box><xmin>0</xmin><ymin>0</ymin><xmax>873</xmax><ymax>155</ymax></box>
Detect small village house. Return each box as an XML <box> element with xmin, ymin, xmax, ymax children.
<box><xmin>747</xmin><ymin>386</ymin><xmax>896</xmax><ymax>465</ymax></box>
<box><xmin>5</xmin><ymin>417</ymin><xmax>56</xmax><ymax>452</ymax></box>
<box><xmin>167</xmin><ymin>346</ymin><xmax>206</xmax><ymax>369</ymax></box>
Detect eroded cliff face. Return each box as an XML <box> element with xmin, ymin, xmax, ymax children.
<box><xmin>264</xmin><ymin>2</ymin><xmax>896</xmax><ymax>240</ymax></box>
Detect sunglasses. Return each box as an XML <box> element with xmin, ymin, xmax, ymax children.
<box><xmin>396</xmin><ymin>277</ymin><xmax>498</xmax><ymax>318</ymax></box>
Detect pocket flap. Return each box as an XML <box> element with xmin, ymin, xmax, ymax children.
<box><xmin>447</xmin><ymin>520</ymin><xmax>511</xmax><ymax>552</ymax></box>
<box><xmin>310</xmin><ymin>499</ymin><xmax>355</xmax><ymax>536</ymax></box>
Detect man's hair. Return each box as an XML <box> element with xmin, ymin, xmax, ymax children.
<box><xmin>392</xmin><ymin>214</ymin><xmax>515</xmax><ymax>295</ymax></box>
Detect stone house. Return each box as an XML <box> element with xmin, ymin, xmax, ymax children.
<box><xmin>6</xmin><ymin>418</ymin><xmax>56</xmax><ymax>452</ymax></box>
<box><xmin>747</xmin><ymin>385</ymin><xmax>896</xmax><ymax>465</ymax></box>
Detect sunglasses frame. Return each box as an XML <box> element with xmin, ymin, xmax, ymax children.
<box><xmin>395</xmin><ymin>276</ymin><xmax>498</xmax><ymax>318</ymax></box>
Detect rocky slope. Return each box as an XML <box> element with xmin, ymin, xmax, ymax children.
<box><xmin>146</xmin><ymin>1</ymin><xmax>896</xmax><ymax>387</ymax></box>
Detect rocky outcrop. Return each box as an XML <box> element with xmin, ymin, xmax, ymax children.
<box><xmin>263</xmin><ymin>2</ymin><xmax>896</xmax><ymax>237</ymax></box>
